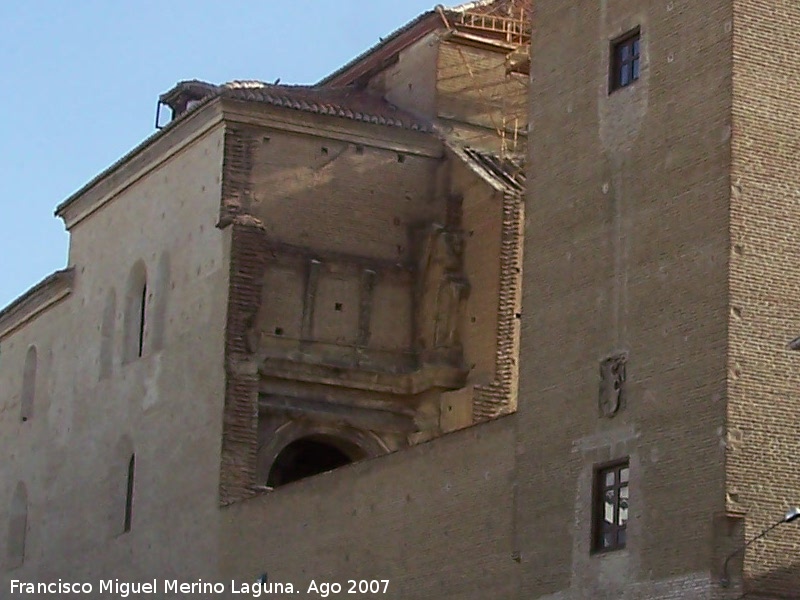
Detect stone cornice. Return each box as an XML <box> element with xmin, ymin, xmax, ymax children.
<box><xmin>0</xmin><ymin>268</ymin><xmax>74</xmax><ymax>341</ymax></box>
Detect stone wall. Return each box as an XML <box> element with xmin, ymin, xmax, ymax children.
<box><xmin>0</xmin><ymin>118</ymin><xmax>230</xmax><ymax>583</ymax></box>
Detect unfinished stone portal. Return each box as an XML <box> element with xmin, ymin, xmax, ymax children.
<box><xmin>213</xmin><ymin>122</ymin><xmax>509</xmax><ymax>501</ymax></box>
<box><xmin>244</xmin><ymin>214</ymin><xmax>471</xmax><ymax>491</ymax></box>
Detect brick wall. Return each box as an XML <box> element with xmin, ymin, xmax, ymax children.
<box><xmin>519</xmin><ymin>0</ymin><xmax>732</xmax><ymax>597</ymax></box>
<box><xmin>220</xmin><ymin>126</ymin><xmax>258</xmax><ymax>223</ymax></box>
<box><xmin>219</xmin><ymin>217</ymin><xmax>269</xmax><ymax>505</ymax></box>
<box><xmin>247</xmin><ymin>129</ymin><xmax>444</xmax><ymax>262</ymax></box>
<box><xmin>220</xmin><ymin>416</ymin><xmax>519</xmax><ymax>600</ymax></box>
<box><xmin>473</xmin><ymin>189</ymin><xmax>523</xmax><ymax>421</ymax></box>
<box><xmin>437</xmin><ymin>40</ymin><xmax>528</xmax><ymax>152</ymax></box>
<box><xmin>728</xmin><ymin>0</ymin><xmax>800</xmax><ymax>595</ymax></box>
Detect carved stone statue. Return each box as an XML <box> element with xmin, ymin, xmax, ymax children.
<box><xmin>414</xmin><ymin>223</ymin><xmax>470</xmax><ymax>363</ymax></box>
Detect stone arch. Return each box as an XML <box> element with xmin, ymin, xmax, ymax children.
<box><xmin>123</xmin><ymin>261</ymin><xmax>148</xmax><ymax>363</ymax></box>
<box><xmin>256</xmin><ymin>421</ymin><xmax>389</xmax><ymax>488</ymax></box>
<box><xmin>7</xmin><ymin>481</ymin><xmax>28</xmax><ymax>569</ymax></box>
<box><xmin>99</xmin><ymin>288</ymin><xmax>116</xmax><ymax>379</ymax></box>
<box><xmin>20</xmin><ymin>346</ymin><xmax>37</xmax><ymax>422</ymax></box>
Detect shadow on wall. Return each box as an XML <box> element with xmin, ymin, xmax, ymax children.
<box><xmin>745</xmin><ymin>560</ymin><xmax>800</xmax><ymax>599</ymax></box>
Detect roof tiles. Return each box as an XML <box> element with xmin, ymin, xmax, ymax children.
<box><xmin>164</xmin><ymin>80</ymin><xmax>433</xmax><ymax>133</ymax></box>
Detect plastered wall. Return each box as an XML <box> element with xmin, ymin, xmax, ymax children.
<box><xmin>0</xmin><ymin>122</ymin><xmax>230</xmax><ymax>583</ymax></box>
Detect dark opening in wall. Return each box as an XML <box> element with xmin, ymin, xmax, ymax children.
<box><xmin>123</xmin><ymin>261</ymin><xmax>148</xmax><ymax>363</ymax></box>
<box><xmin>267</xmin><ymin>438</ymin><xmax>354</xmax><ymax>488</ymax></box>
<box><xmin>274</xmin><ymin>327</ymin><xmax>284</xmax><ymax>336</ymax></box>
<box><xmin>124</xmin><ymin>454</ymin><xmax>135</xmax><ymax>533</ymax></box>
<box><xmin>334</xmin><ymin>302</ymin><xmax>343</xmax><ymax>312</ymax></box>
<box><xmin>137</xmin><ymin>284</ymin><xmax>147</xmax><ymax>358</ymax></box>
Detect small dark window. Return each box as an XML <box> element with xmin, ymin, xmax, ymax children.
<box><xmin>593</xmin><ymin>460</ymin><xmax>629</xmax><ymax>552</ymax></box>
<box><xmin>610</xmin><ymin>30</ymin><xmax>640</xmax><ymax>92</ymax></box>
<box><xmin>123</xmin><ymin>261</ymin><xmax>147</xmax><ymax>364</ymax></box>
<box><xmin>334</xmin><ymin>303</ymin><xmax>343</xmax><ymax>312</ymax></box>
<box><xmin>137</xmin><ymin>284</ymin><xmax>147</xmax><ymax>358</ymax></box>
<box><xmin>124</xmin><ymin>454</ymin><xmax>135</xmax><ymax>533</ymax></box>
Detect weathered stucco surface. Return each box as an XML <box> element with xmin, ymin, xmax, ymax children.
<box><xmin>1</xmin><ymin>116</ymin><xmax>230</xmax><ymax>584</ymax></box>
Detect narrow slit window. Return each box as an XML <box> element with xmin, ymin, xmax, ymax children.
<box><xmin>137</xmin><ymin>284</ymin><xmax>147</xmax><ymax>358</ymax></box>
<box><xmin>124</xmin><ymin>262</ymin><xmax>147</xmax><ymax>363</ymax></box>
<box><xmin>124</xmin><ymin>454</ymin><xmax>135</xmax><ymax>533</ymax></box>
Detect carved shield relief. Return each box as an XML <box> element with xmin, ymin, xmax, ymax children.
<box><xmin>599</xmin><ymin>354</ymin><xmax>627</xmax><ymax>418</ymax></box>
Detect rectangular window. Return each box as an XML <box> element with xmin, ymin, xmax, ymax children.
<box><xmin>593</xmin><ymin>460</ymin><xmax>629</xmax><ymax>552</ymax></box>
<box><xmin>610</xmin><ymin>29</ymin><xmax>640</xmax><ymax>92</ymax></box>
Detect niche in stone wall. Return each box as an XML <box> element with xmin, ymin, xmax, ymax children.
<box><xmin>312</xmin><ymin>271</ymin><xmax>360</xmax><ymax>346</ymax></box>
<box><xmin>149</xmin><ymin>251</ymin><xmax>171</xmax><ymax>352</ymax></box>
<box><xmin>7</xmin><ymin>482</ymin><xmax>28</xmax><ymax>569</ymax></box>
<box><xmin>370</xmin><ymin>278</ymin><xmax>413</xmax><ymax>352</ymax></box>
<box><xmin>99</xmin><ymin>289</ymin><xmax>116</xmax><ymax>379</ymax></box>
<box><xmin>259</xmin><ymin>266</ymin><xmax>304</xmax><ymax>339</ymax></box>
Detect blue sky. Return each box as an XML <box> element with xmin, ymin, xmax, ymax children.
<box><xmin>0</xmin><ymin>0</ymin><xmax>436</xmax><ymax>308</ymax></box>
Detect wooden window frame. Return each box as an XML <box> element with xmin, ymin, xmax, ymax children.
<box><xmin>592</xmin><ymin>459</ymin><xmax>630</xmax><ymax>553</ymax></box>
<box><xmin>609</xmin><ymin>28</ymin><xmax>641</xmax><ymax>93</ymax></box>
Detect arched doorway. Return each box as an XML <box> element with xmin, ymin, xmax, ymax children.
<box><xmin>266</xmin><ymin>435</ymin><xmax>366</xmax><ymax>488</ymax></box>
<box><xmin>256</xmin><ymin>421</ymin><xmax>391</xmax><ymax>489</ymax></box>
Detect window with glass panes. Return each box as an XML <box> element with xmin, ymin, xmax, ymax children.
<box><xmin>593</xmin><ymin>461</ymin><xmax>629</xmax><ymax>552</ymax></box>
<box><xmin>610</xmin><ymin>30</ymin><xmax>640</xmax><ymax>92</ymax></box>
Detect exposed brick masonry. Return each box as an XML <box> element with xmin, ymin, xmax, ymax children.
<box><xmin>728</xmin><ymin>0</ymin><xmax>800</xmax><ymax>595</ymax></box>
<box><xmin>474</xmin><ymin>190</ymin><xmax>524</xmax><ymax>421</ymax></box>
<box><xmin>218</xmin><ymin>217</ymin><xmax>269</xmax><ymax>505</ymax></box>
<box><xmin>219</xmin><ymin>127</ymin><xmax>258</xmax><ymax>226</ymax></box>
